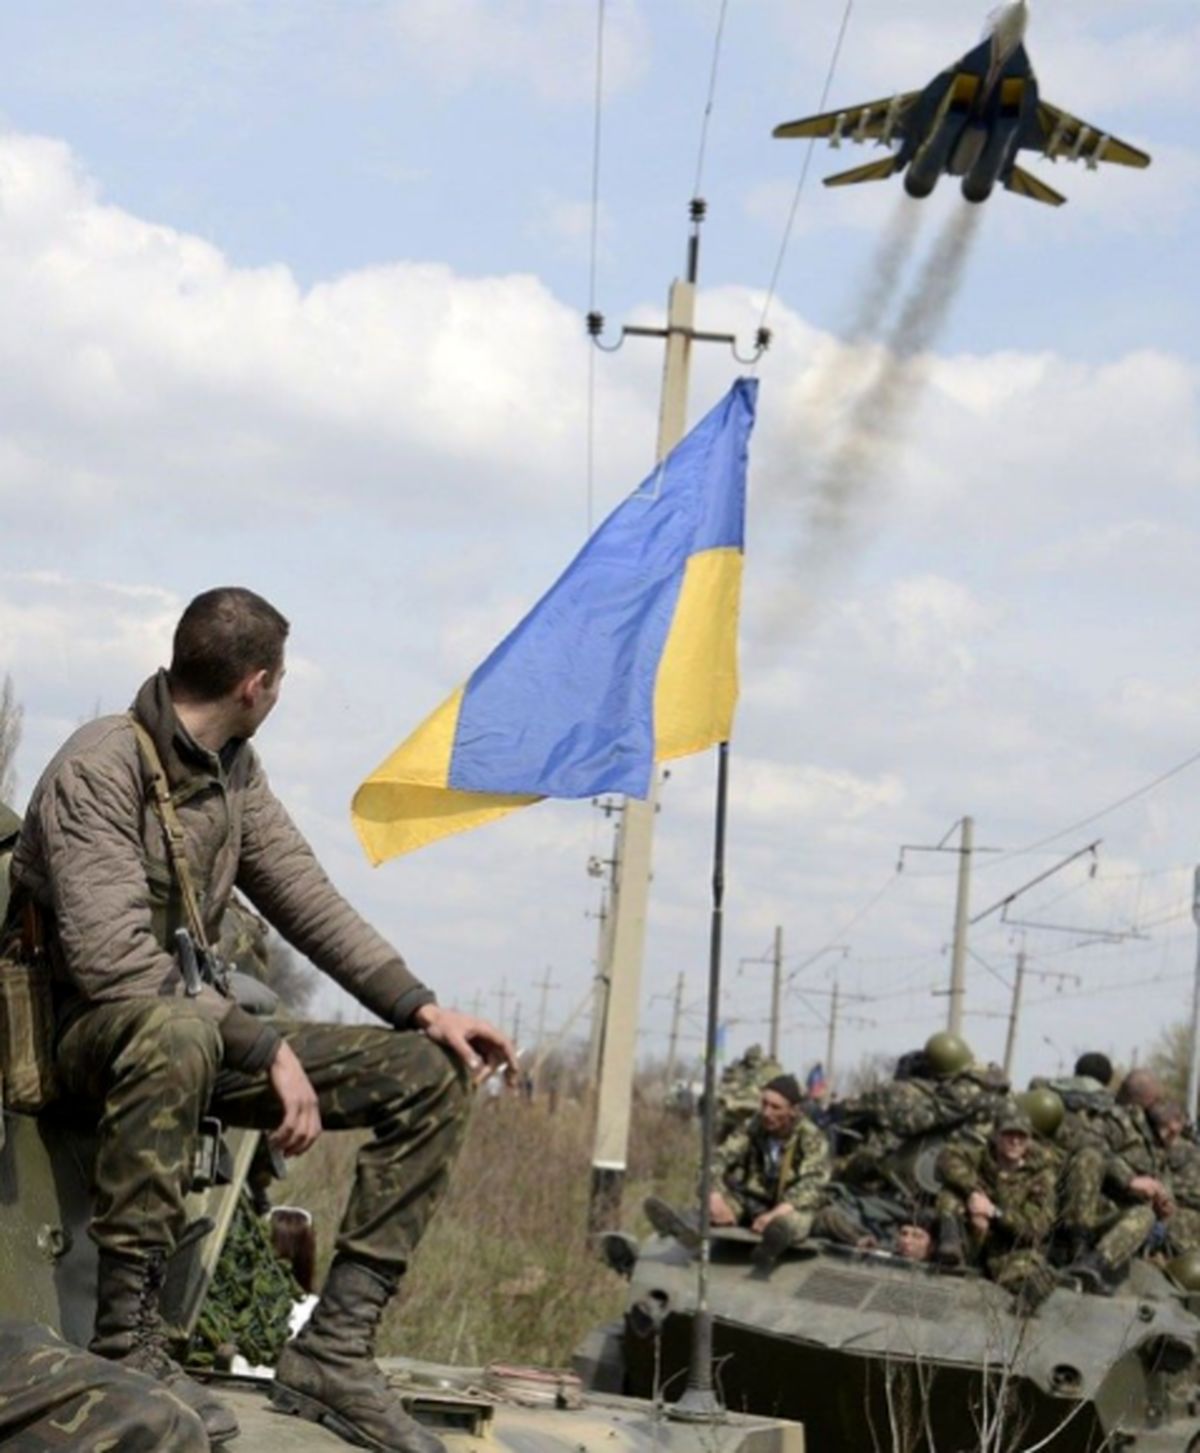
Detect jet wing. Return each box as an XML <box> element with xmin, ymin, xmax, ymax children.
<box><xmin>1031</xmin><ymin>101</ymin><xmax>1152</xmax><ymax>170</ymax></box>
<box><xmin>773</xmin><ymin>93</ymin><xmax>920</xmax><ymax>145</ymax></box>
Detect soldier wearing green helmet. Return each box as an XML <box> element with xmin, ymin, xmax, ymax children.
<box><xmin>924</xmin><ymin>1031</ymin><xmax>973</xmax><ymax>1078</ymax></box>
<box><xmin>1016</xmin><ymin>1087</ymin><xmax>1065</xmax><ymax>1142</ymax></box>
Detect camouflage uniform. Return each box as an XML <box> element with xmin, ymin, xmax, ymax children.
<box><xmin>0</xmin><ymin>1320</ymin><xmax>207</xmax><ymax>1451</ymax></box>
<box><xmin>715</xmin><ymin>1045</ymin><xmax>783</xmax><ymax>1144</ymax></box>
<box><xmin>1164</xmin><ymin>1138</ymin><xmax>1200</xmax><ymax>1254</ymax></box>
<box><xmin>1040</xmin><ymin>1076</ymin><xmax>1160</xmax><ymax>1265</ymax></box>
<box><xmin>56</xmin><ymin>1003</ymin><xmax>467</xmax><ymax>1272</ymax></box>
<box><xmin>717</xmin><ymin>1111</ymin><xmax>831</xmax><ymax>1246</ymax></box>
<box><xmin>835</xmin><ymin>1065</ymin><xmax>1011</xmax><ymax>1193</ymax></box>
<box><xmin>937</xmin><ymin>1136</ymin><xmax>1058</xmax><ymax>1299</ymax></box>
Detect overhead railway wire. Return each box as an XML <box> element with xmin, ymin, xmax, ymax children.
<box><xmin>755</xmin><ymin>0</ymin><xmax>856</xmax><ymax>341</ymax></box>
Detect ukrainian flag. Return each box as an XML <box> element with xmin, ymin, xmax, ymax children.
<box><xmin>352</xmin><ymin>378</ymin><xmax>758</xmax><ymax>863</ymax></box>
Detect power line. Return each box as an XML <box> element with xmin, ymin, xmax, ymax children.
<box><xmin>691</xmin><ymin>0</ymin><xmax>732</xmax><ymax>201</ymax></box>
<box><xmin>585</xmin><ymin>0</ymin><xmax>607</xmax><ymax>536</ymax></box>
<box><xmin>980</xmin><ymin>747</ymin><xmax>1200</xmax><ymax>872</ymax></box>
<box><xmin>756</xmin><ymin>0</ymin><xmax>855</xmax><ymax>335</ymax></box>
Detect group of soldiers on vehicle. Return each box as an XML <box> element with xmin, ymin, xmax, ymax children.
<box><xmin>648</xmin><ymin>1034</ymin><xmax>1200</xmax><ymax>1310</ymax></box>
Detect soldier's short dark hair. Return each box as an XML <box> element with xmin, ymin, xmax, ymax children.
<box><xmin>169</xmin><ymin>587</ymin><xmax>290</xmax><ymax>701</ymax></box>
<box><xmin>1074</xmin><ymin>1052</ymin><xmax>1113</xmax><ymax>1086</ymax></box>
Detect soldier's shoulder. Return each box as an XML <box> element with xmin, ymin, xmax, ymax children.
<box><xmin>30</xmin><ymin>714</ymin><xmax>138</xmax><ymax>791</ymax></box>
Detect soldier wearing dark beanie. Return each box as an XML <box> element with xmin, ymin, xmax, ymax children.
<box><xmin>764</xmin><ymin>1073</ymin><xmax>803</xmax><ymax>1106</ymax></box>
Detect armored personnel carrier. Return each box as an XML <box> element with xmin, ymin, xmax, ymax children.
<box><xmin>0</xmin><ymin>1104</ymin><xmax>806</xmax><ymax>1453</ymax></box>
<box><xmin>576</xmin><ymin>1226</ymin><xmax>1200</xmax><ymax>1452</ymax></box>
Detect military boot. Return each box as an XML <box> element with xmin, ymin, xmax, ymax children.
<box><xmin>92</xmin><ymin>1249</ymin><xmax>240</xmax><ymax>1445</ymax></box>
<box><xmin>935</xmin><ymin>1214</ymin><xmax>967</xmax><ymax>1270</ymax></box>
<box><xmin>750</xmin><ymin>1218</ymin><xmax>794</xmax><ymax>1278</ymax></box>
<box><xmin>642</xmin><ymin>1196</ymin><xmax>701</xmax><ymax>1251</ymax></box>
<box><xmin>271</xmin><ymin>1256</ymin><xmax>446</xmax><ymax>1453</ymax></box>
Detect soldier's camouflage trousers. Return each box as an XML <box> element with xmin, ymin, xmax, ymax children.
<box><xmin>1096</xmin><ymin>1204</ymin><xmax>1156</xmax><ymax>1270</ymax></box>
<box><xmin>0</xmin><ymin>1320</ymin><xmax>207</xmax><ymax>1452</ymax></box>
<box><xmin>760</xmin><ymin>1208</ymin><xmax>813</xmax><ymax>1247</ymax></box>
<box><xmin>1061</xmin><ymin>1145</ymin><xmax>1121</xmax><ymax>1235</ymax></box>
<box><xmin>56</xmin><ymin>1001</ymin><xmax>469</xmax><ymax>1272</ymax></box>
<box><xmin>1168</xmin><ymin>1207</ymin><xmax>1200</xmax><ymax>1255</ymax></box>
<box><xmin>985</xmin><ymin>1248</ymin><xmax>1056</xmax><ymax>1303</ymax></box>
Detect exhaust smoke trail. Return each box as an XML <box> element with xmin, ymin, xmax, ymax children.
<box><xmin>787</xmin><ymin>205</ymin><xmax>983</xmax><ymax>614</ymax></box>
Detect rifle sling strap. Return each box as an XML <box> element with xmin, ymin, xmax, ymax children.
<box><xmin>128</xmin><ymin>714</ymin><xmax>212</xmax><ymax>956</ymax></box>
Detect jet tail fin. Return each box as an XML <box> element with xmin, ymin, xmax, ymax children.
<box><xmin>1005</xmin><ymin>165</ymin><xmax>1067</xmax><ymax>207</ymax></box>
<box><xmin>824</xmin><ymin>155</ymin><xmax>903</xmax><ymax>189</ymax></box>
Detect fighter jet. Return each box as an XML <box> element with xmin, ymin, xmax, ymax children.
<box><xmin>773</xmin><ymin>2</ymin><xmax>1151</xmax><ymax>207</ymax></box>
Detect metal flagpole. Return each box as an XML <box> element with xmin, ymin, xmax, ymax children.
<box><xmin>670</xmin><ymin>740</ymin><xmax>730</xmax><ymax>1422</ymax></box>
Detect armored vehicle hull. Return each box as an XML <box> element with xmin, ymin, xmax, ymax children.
<box><xmin>578</xmin><ymin>1230</ymin><xmax>1200</xmax><ymax>1452</ymax></box>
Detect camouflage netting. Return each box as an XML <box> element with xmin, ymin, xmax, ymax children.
<box><xmin>188</xmin><ymin>1189</ymin><xmax>303</xmax><ymax>1371</ymax></box>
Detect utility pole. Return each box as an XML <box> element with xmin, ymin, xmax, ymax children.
<box><xmin>948</xmin><ymin>816</ymin><xmax>974</xmax><ymax>1035</ymax></box>
<box><xmin>770</xmin><ymin>925</ymin><xmax>783</xmax><ymax>1062</ymax></box>
<box><xmin>511</xmin><ymin>1000</ymin><xmax>522</xmax><ymax>1047</ymax></box>
<box><xmin>588</xmin><ymin>201</ymin><xmax>756</xmax><ymax>1231</ymax></box>
<box><xmin>901</xmin><ymin>817</ymin><xmax>1002</xmax><ymax>1036</ymax></box>
<box><xmin>664</xmin><ymin>971</ymin><xmax>685</xmax><ymax>1089</ymax></box>
<box><xmin>1003</xmin><ymin>947</ymin><xmax>1026</xmax><ymax>1080</ymax></box>
<box><xmin>533</xmin><ymin>967</ymin><xmax>559</xmax><ymax>1059</ymax></box>
<box><xmin>826</xmin><ymin>977</ymin><xmax>840</xmax><ymax>1084</ymax></box>
<box><xmin>493</xmin><ymin>978</ymin><xmax>510</xmax><ymax>1034</ymax></box>
<box><xmin>469</xmin><ymin>990</ymin><xmax>483</xmax><ymax>1017</ymax></box>
<box><xmin>585</xmin><ymin>800</ymin><xmax>620</xmax><ymax>1085</ymax></box>
<box><xmin>1187</xmin><ymin>868</ymin><xmax>1200</xmax><ymax>1122</ymax></box>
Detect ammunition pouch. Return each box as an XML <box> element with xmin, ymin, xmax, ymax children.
<box><xmin>0</xmin><ymin>902</ymin><xmax>60</xmax><ymax>1114</ymax></box>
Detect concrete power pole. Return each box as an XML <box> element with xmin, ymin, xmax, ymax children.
<box><xmin>588</xmin><ymin>274</ymin><xmax>696</xmax><ymax>1231</ymax></box>
<box><xmin>826</xmin><ymin>977</ymin><xmax>840</xmax><ymax>1085</ymax></box>
<box><xmin>769</xmin><ymin>925</ymin><xmax>783</xmax><ymax>1062</ymax></box>
<box><xmin>664</xmin><ymin>971</ymin><xmax>685</xmax><ymax>1089</ymax></box>
<box><xmin>947</xmin><ymin>816</ymin><xmax>974</xmax><ymax>1035</ymax></box>
<box><xmin>1187</xmin><ymin>868</ymin><xmax>1200</xmax><ymax>1122</ymax></box>
<box><xmin>1003</xmin><ymin>947</ymin><xmax>1027</xmax><ymax>1080</ymax></box>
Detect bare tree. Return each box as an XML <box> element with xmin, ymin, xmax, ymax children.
<box><xmin>0</xmin><ymin>673</ymin><xmax>22</xmax><ymax>803</ymax></box>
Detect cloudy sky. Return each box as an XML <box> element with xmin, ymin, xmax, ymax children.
<box><xmin>1</xmin><ymin>0</ymin><xmax>1197</xmax><ymax>1095</ymax></box>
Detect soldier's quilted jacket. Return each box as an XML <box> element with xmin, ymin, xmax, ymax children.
<box><xmin>11</xmin><ymin>670</ymin><xmax>433</xmax><ymax>1072</ymax></box>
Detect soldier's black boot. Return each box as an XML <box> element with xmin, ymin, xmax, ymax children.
<box><xmin>750</xmin><ymin>1218</ymin><xmax>794</xmax><ymax>1278</ymax></box>
<box><xmin>1066</xmin><ymin>1250</ymin><xmax>1116</xmax><ymax>1297</ymax></box>
<box><xmin>92</xmin><ymin>1249</ymin><xmax>240</xmax><ymax>1444</ymax></box>
<box><xmin>272</xmin><ymin>1256</ymin><xmax>446</xmax><ymax>1453</ymax></box>
<box><xmin>935</xmin><ymin>1215</ymin><xmax>966</xmax><ymax>1270</ymax></box>
<box><xmin>642</xmin><ymin>1196</ymin><xmax>701</xmax><ymax>1252</ymax></box>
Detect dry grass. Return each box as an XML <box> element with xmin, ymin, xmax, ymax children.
<box><xmin>286</xmin><ymin>1092</ymin><xmax>697</xmax><ymax>1366</ymax></box>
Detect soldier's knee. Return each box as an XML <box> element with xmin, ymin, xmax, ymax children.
<box><xmin>403</xmin><ymin>1032</ymin><xmax>470</xmax><ymax>1115</ymax></box>
<box><xmin>118</xmin><ymin>1006</ymin><xmax>221</xmax><ymax>1094</ymax></box>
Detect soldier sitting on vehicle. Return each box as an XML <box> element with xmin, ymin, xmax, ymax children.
<box><xmin>937</xmin><ymin>1108</ymin><xmax>1059</xmax><ymax>1313</ymax></box>
<box><xmin>713</xmin><ymin>1043</ymin><xmax>784</xmax><ymax>1144</ymax></box>
<box><xmin>1146</xmin><ymin>1100</ymin><xmax>1200</xmax><ymax>1256</ymax></box>
<box><xmin>644</xmin><ymin>1073</ymin><xmax>830</xmax><ymax>1274</ymax></box>
<box><xmin>711</xmin><ymin>1073</ymin><xmax>831</xmax><ymax>1274</ymax></box>
<box><xmin>1047</xmin><ymin>1059</ymin><xmax>1171</xmax><ymax>1293</ymax></box>
<box><xmin>834</xmin><ymin>1033</ymin><xmax>1011</xmax><ymax>1198</ymax></box>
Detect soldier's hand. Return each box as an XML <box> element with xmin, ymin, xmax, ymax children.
<box><xmin>414</xmin><ymin>1004</ymin><xmax>517</xmax><ymax>1086</ymax></box>
<box><xmin>709</xmin><ymin>1193</ymin><xmax>737</xmax><ymax>1227</ymax></box>
<box><xmin>1130</xmin><ymin>1174</ymin><xmax>1162</xmax><ymax>1204</ymax></box>
<box><xmin>268</xmin><ymin>1041</ymin><xmax>322</xmax><ymax>1156</ymax></box>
